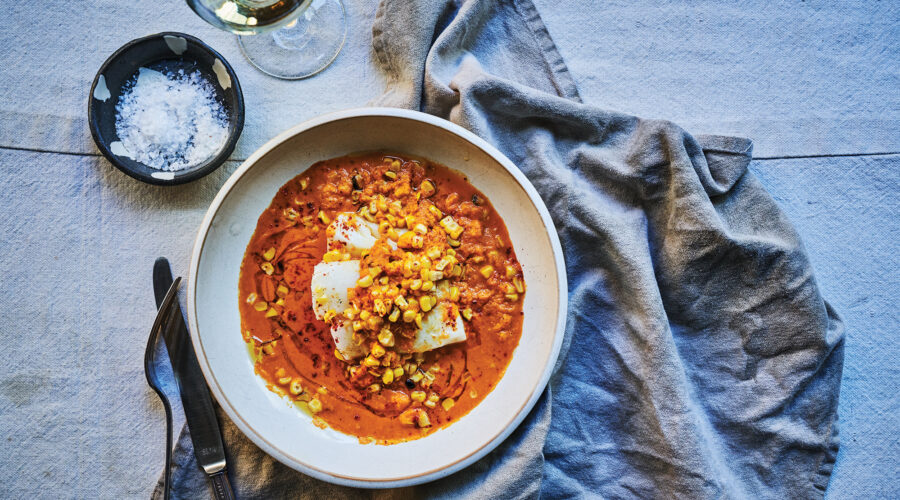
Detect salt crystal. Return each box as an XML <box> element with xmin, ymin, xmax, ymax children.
<box><xmin>114</xmin><ymin>67</ymin><xmax>230</xmax><ymax>171</ymax></box>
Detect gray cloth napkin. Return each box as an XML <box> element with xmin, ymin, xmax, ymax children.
<box><xmin>154</xmin><ymin>0</ymin><xmax>844</xmax><ymax>497</ymax></box>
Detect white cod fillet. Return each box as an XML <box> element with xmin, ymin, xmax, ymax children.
<box><xmin>410</xmin><ymin>300</ymin><xmax>467</xmax><ymax>352</ymax></box>
<box><xmin>310</xmin><ymin>260</ymin><xmax>367</xmax><ymax>359</ymax></box>
<box><xmin>326</xmin><ymin>213</ymin><xmax>379</xmax><ymax>256</ymax></box>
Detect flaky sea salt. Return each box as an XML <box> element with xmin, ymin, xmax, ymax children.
<box><xmin>114</xmin><ymin>68</ymin><xmax>229</xmax><ymax>171</ymax></box>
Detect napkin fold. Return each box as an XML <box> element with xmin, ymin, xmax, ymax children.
<box><xmin>155</xmin><ymin>0</ymin><xmax>843</xmax><ymax>497</ymax></box>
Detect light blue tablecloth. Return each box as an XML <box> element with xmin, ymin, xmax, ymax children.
<box><xmin>0</xmin><ymin>0</ymin><xmax>896</xmax><ymax>498</ymax></box>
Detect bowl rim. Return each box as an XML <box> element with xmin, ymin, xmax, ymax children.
<box><xmin>87</xmin><ymin>31</ymin><xmax>245</xmax><ymax>186</ymax></box>
<box><xmin>187</xmin><ymin>107</ymin><xmax>567</xmax><ymax>488</ymax></box>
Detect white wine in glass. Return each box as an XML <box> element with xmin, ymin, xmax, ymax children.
<box><xmin>187</xmin><ymin>0</ymin><xmax>347</xmax><ymax>79</ymax></box>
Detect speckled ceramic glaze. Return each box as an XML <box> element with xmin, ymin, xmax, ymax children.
<box><xmin>188</xmin><ymin>108</ymin><xmax>566</xmax><ymax>487</ymax></box>
<box><xmin>88</xmin><ymin>32</ymin><xmax>244</xmax><ymax>185</ymax></box>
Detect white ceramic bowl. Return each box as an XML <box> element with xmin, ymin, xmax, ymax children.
<box><xmin>188</xmin><ymin>108</ymin><xmax>566</xmax><ymax>487</ymax></box>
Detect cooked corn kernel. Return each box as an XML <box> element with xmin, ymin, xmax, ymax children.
<box><xmin>359</xmin><ymin>310</ymin><xmax>371</xmax><ymax>321</ymax></box>
<box><xmin>514</xmin><ymin>277</ymin><xmax>525</xmax><ymax>293</ymax></box>
<box><xmin>278</xmin><ymin>375</ymin><xmax>292</xmax><ymax>385</ymax></box>
<box><xmin>263</xmin><ymin>247</ymin><xmax>276</xmax><ymax>261</ymax></box>
<box><xmin>276</xmin><ymin>285</ymin><xmax>289</xmax><ymax>297</ymax></box>
<box><xmin>388</xmin><ymin>308</ymin><xmax>401</xmax><ymax>322</ymax></box>
<box><xmin>317</xmin><ymin>211</ymin><xmax>330</xmax><ymax>225</ymax></box>
<box><xmin>384</xmin><ymin>170</ymin><xmax>397</xmax><ymax>180</ymax></box>
<box><xmin>506</xmin><ymin>265</ymin><xmax>517</xmax><ymax>278</ymax></box>
<box><xmin>424</xmin><ymin>399</ymin><xmax>436</xmax><ymax>409</ymax></box>
<box><xmin>393</xmin><ymin>367</ymin><xmax>404</xmax><ymax>378</ymax></box>
<box><xmin>253</xmin><ymin>301</ymin><xmax>268</xmax><ymax>312</ymax></box>
<box><xmin>419</xmin><ymin>296</ymin><xmax>433</xmax><ymax>312</ymax></box>
<box><xmin>506</xmin><ymin>293</ymin><xmax>519</xmax><ymax>301</ymax></box>
<box><xmin>411</xmin><ymin>390</ymin><xmax>426</xmax><ymax>402</ymax></box>
<box><xmin>421</xmin><ymin>280</ymin><xmax>434</xmax><ymax>292</ymax></box>
<box><xmin>382</xmin><ymin>370</ymin><xmax>394</xmax><ymax>385</ymax></box>
<box><xmin>442</xmin><ymin>398</ymin><xmax>455</xmax><ymax>411</ymax></box>
<box><xmin>367</xmin><ymin>383</ymin><xmax>381</xmax><ymax>392</ymax></box>
<box><xmin>462</xmin><ymin>308</ymin><xmax>473</xmax><ymax>321</ymax></box>
<box><xmin>368</xmin><ymin>200</ymin><xmax>379</xmax><ymax>214</ymax></box>
<box><xmin>343</xmin><ymin>308</ymin><xmax>356</xmax><ymax>320</ymax></box>
<box><xmin>308</xmin><ymin>397</ymin><xmax>322</xmax><ymax>413</ymax></box>
<box><xmin>419</xmin><ymin>179</ymin><xmax>436</xmax><ymax>197</ymax></box>
<box><xmin>415</xmin><ymin>313</ymin><xmax>423</xmax><ymax>328</ymax></box>
<box><xmin>284</xmin><ymin>207</ymin><xmax>299</xmax><ymax>220</ymax></box>
<box><xmin>261</xmin><ymin>343</ymin><xmax>275</xmax><ymax>356</ymax></box>
<box><xmin>323</xmin><ymin>309</ymin><xmax>337</xmax><ymax>322</ymax></box>
<box><xmin>446</xmin><ymin>286</ymin><xmax>459</xmax><ymax>302</ymax></box>
<box><xmin>417</xmin><ymin>411</ymin><xmax>431</xmax><ymax>427</ymax></box>
<box><xmin>357</xmin><ymin>275</ymin><xmax>374</xmax><ymax>288</ymax></box>
<box><xmin>439</xmin><ymin>216</ymin><xmax>464</xmax><ymax>239</ymax></box>
<box><xmin>367</xmin><ymin>316</ymin><xmax>382</xmax><ymax>329</ymax></box>
<box><xmin>479</xmin><ymin>265</ymin><xmax>494</xmax><ymax>278</ymax></box>
<box><xmin>322</xmin><ymin>249</ymin><xmax>343</xmax><ymax>262</ymax></box>
<box><xmin>289</xmin><ymin>379</ymin><xmax>303</xmax><ymax>395</ymax></box>
<box><xmin>413</xmin><ymin>223</ymin><xmax>428</xmax><ymax>235</ymax></box>
<box><xmin>371</xmin><ymin>343</ymin><xmax>386</xmax><ymax>358</ymax></box>
<box><xmin>275</xmin><ymin>368</ymin><xmax>286</xmax><ymax>379</ymax></box>
<box><xmin>299</xmin><ymin>178</ymin><xmax>309</xmax><ymax>190</ymax></box>
<box><xmin>334</xmin><ymin>349</ymin><xmax>345</xmax><ymax>361</ymax></box>
<box><xmin>246</xmin><ymin>292</ymin><xmax>257</xmax><ymax>304</ymax></box>
<box><xmin>378</xmin><ymin>328</ymin><xmax>395</xmax><ymax>347</ymax></box>
<box><xmin>352</xmin><ymin>320</ymin><xmax>364</xmax><ymax>331</ymax></box>
<box><xmin>427</xmin><ymin>205</ymin><xmax>443</xmax><ymax>218</ymax></box>
<box><xmin>364</xmin><ymin>355</ymin><xmax>381</xmax><ymax>367</ymax></box>
<box><xmin>447</xmin><ymin>237</ymin><xmax>461</xmax><ymax>247</ymax></box>
<box><xmin>265</xmin><ymin>308</ymin><xmax>278</xmax><ymax>318</ymax></box>
<box><xmin>403</xmin><ymin>309</ymin><xmax>417</xmax><ymax>323</ymax></box>
<box><xmin>260</xmin><ymin>262</ymin><xmax>274</xmax><ymax>275</ymax></box>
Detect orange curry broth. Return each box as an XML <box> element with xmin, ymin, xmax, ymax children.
<box><xmin>238</xmin><ymin>152</ymin><xmax>525</xmax><ymax>444</ymax></box>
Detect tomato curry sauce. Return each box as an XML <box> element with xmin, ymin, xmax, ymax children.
<box><xmin>238</xmin><ymin>152</ymin><xmax>525</xmax><ymax>444</ymax></box>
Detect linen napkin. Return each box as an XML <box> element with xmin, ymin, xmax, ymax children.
<box><xmin>154</xmin><ymin>0</ymin><xmax>844</xmax><ymax>497</ymax></box>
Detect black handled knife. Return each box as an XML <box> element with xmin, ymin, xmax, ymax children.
<box><xmin>153</xmin><ymin>257</ymin><xmax>236</xmax><ymax>500</ymax></box>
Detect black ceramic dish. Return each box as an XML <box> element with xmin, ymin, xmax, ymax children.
<box><xmin>88</xmin><ymin>32</ymin><xmax>244</xmax><ymax>186</ymax></box>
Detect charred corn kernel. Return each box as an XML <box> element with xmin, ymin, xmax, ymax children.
<box><xmin>260</xmin><ymin>262</ymin><xmax>274</xmax><ymax>275</ymax></box>
<box><xmin>276</xmin><ymin>285</ymin><xmax>289</xmax><ymax>297</ymax></box>
<box><xmin>462</xmin><ymin>308</ymin><xmax>473</xmax><ymax>321</ymax></box>
<box><xmin>275</xmin><ymin>368</ymin><xmax>286</xmax><ymax>379</ymax></box>
<box><xmin>442</xmin><ymin>398</ymin><xmax>455</xmax><ymax>411</ymax></box>
<box><xmin>449</xmin><ymin>286</ymin><xmax>460</xmax><ymax>301</ymax></box>
<box><xmin>284</xmin><ymin>207</ymin><xmax>299</xmax><ymax>220</ymax></box>
<box><xmin>317</xmin><ymin>211</ymin><xmax>330</xmax><ymax>225</ymax></box>
<box><xmin>393</xmin><ymin>367</ymin><xmax>404</xmax><ymax>378</ymax></box>
<box><xmin>371</xmin><ymin>342</ymin><xmax>386</xmax><ymax>358</ymax></box>
<box><xmin>261</xmin><ymin>343</ymin><xmax>275</xmax><ymax>356</ymax></box>
<box><xmin>378</xmin><ymin>328</ymin><xmax>395</xmax><ymax>347</ymax></box>
<box><xmin>322</xmin><ymin>249</ymin><xmax>343</xmax><ymax>262</ymax></box>
<box><xmin>506</xmin><ymin>293</ymin><xmax>519</xmax><ymax>301</ymax></box>
<box><xmin>367</xmin><ymin>316</ymin><xmax>382</xmax><ymax>329</ymax></box>
<box><xmin>409</xmin><ymin>279</ymin><xmax>422</xmax><ymax>291</ymax></box>
<box><xmin>403</xmin><ymin>309</ymin><xmax>417</xmax><ymax>323</ymax></box>
<box><xmin>415</xmin><ymin>313</ymin><xmax>423</xmax><ymax>328</ymax></box>
<box><xmin>394</xmin><ymin>296</ymin><xmax>409</xmax><ymax>309</ymax></box>
<box><xmin>364</xmin><ymin>355</ymin><xmax>381</xmax><ymax>367</ymax></box>
<box><xmin>514</xmin><ymin>277</ymin><xmax>525</xmax><ymax>293</ymax></box>
<box><xmin>421</xmin><ymin>280</ymin><xmax>434</xmax><ymax>292</ymax></box>
<box><xmin>378</xmin><ymin>221</ymin><xmax>391</xmax><ymax>233</ymax></box>
<box><xmin>351</xmin><ymin>190</ymin><xmax>361</xmax><ymax>204</ymax></box>
<box><xmin>263</xmin><ymin>247</ymin><xmax>276</xmax><ymax>261</ymax></box>
<box><xmin>343</xmin><ymin>308</ymin><xmax>356</xmax><ymax>320</ymax></box>
<box><xmin>265</xmin><ymin>307</ymin><xmax>279</xmax><ymax>318</ymax></box>
<box><xmin>427</xmin><ymin>205</ymin><xmax>443</xmax><ymax>219</ymax></box>
<box><xmin>419</xmin><ymin>179</ymin><xmax>436</xmax><ymax>197</ymax></box>
<box><xmin>278</xmin><ymin>375</ymin><xmax>292</xmax><ymax>385</ymax></box>
<box><xmin>447</xmin><ymin>237</ymin><xmax>461</xmax><ymax>247</ymax></box>
<box><xmin>419</xmin><ymin>296</ymin><xmax>433</xmax><ymax>312</ymax></box>
<box><xmin>434</xmin><ymin>256</ymin><xmax>452</xmax><ymax>271</ymax></box>
<box><xmin>384</xmin><ymin>170</ymin><xmax>397</xmax><ymax>180</ymax></box>
<box><xmin>439</xmin><ymin>216</ymin><xmax>464</xmax><ymax>239</ymax></box>
<box><xmin>334</xmin><ymin>349</ymin><xmax>345</xmax><ymax>361</ymax></box>
<box><xmin>388</xmin><ymin>308</ymin><xmax>401</xmax><ymax>322</ymax></box>
<box><xmin>412</xmin><ymin>235</ymin><xmax>424</xmax><ymax>248</ymax></box>
<box><xmin>413</xmin><ymin>223</ymin><xmax>428</xmax><ymax>235</ymax></box>
<box><xmin>367</xmin><ymin>383</ymin><xmax>381</xmax><ymax>393</ymax></box>
<box><xmin>506</xmin><ymin>265</ymin><xmax>517</xmax><ymax>278</ymax></box>
<box><xmin>352</xmin><ymin>320</ymin><xmax>364</xmax><ymax>331</ymax></box>
<box><xmin>253</xmin><ymin>301</ymin><xmax>268</xmax><ymax>312</ymax></box>
<box><xmin>357</xmin><ymin>275</ymin><xmax>374</xmax><ymax>288</ymax></box>
<box><xmin>323</xmin><ymin>309</ymin><xmax>337</xmax><ymax>322</ymax></box>
<box><xmin>289</xmin><ymin>379</ymin><xmax>303</xmax><ymax>395</ymax></box>
<box><xmin>479</xmin><ymin>265</ymin><xmax>495</xmax><ymax>278</ymax></box>
<box><xmin>246</xmin><ymin>292</ymin><xmax>258</xmax><ymax>304</ymax></box>
<box><xmin>373</xmin><ymin>299</ymin><xmax>388</xmax><ymax>316</ymax></box>
<box><xmin>417</xmin><ymin>411</ymin><xmax>431</xmax><ymax>427</ymax></box>
<box><xmin>382</xmin><ymin>370</ymin><xmax>394</xmax><ymax>385</ymax></box>
<box><xmin>411</xmin><ymin>390</ymin><xmax>426</xmax><ymax>402</ymax></box>
<box><xmin>308</xmin><ymin>397</ymin><xmax>322</xmax><ymax>413</ymax></box>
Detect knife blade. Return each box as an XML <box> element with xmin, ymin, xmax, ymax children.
<box><xmin>153</xmin><ymin>257</ymin><xmax>235</xmax><ymax>499</ymax></box>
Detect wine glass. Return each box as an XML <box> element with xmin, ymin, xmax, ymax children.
<box><xmin>186</xmin><ymin>0</ymin><xmax>347</xmax><ymax>80</ymax></box>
